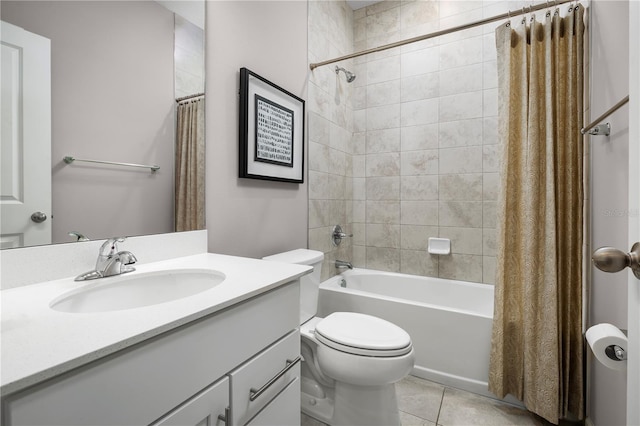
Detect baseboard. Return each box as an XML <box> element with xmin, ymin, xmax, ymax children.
<box><xmin>410</xmin><ymin>366</ymin><xmax>525</xmax><ymax>408</ymax></box>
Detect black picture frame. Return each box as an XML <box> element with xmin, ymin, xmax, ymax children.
<box><xmin>239</xmin><ymin>67</ymin><xmax>305</xmax><ymax>183</ymax></box>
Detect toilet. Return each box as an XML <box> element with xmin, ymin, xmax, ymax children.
<box><xmin>263</xmin><ymin>249</ymin><xmax>414</xmax><ymax>426</ymax></box>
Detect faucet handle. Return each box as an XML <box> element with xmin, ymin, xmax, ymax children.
<box><xmin>99</xmin><ymin>237</ymin><xmax>127</xmax><ymax>256</ymax></box>
<box><xmin>332</xmin><ymin>225</ymin><xmax>353</xmax><ymax>247</ymax></box>
<box><xmin>68</xmin><ymin>231</ymin><xmax>90</xmax><ymax>242</ymax></box>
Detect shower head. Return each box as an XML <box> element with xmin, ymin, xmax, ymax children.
<box><xmin>335</xmin><ymin>66</ymin><xmax>356</xmax><ymax>83</ymax></box>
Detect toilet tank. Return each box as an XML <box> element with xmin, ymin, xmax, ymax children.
<box><xmin>262</xmin><ymin>249</ymin><xmax>324</xmax><ymax>324</ymax></box>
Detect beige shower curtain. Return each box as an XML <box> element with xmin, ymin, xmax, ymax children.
<box><xmin>175</xmin><ymin>96</ymin><xmax>205</xmax><ymax>232</ymax></box>
<box><xmin>488</xmin><ymin>6</ymin><xmax>585</xmax><ymax>424</ymax></box>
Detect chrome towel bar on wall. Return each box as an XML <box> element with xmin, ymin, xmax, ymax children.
<box><xmin>581</xmin><ymin>95</ymin><xmax>630</xmax><ymax>135</ymax></box>
<box><xmin>63</xmin><ymin>156</ymin><xmax>160</xmax><ymax>173</ymax></box>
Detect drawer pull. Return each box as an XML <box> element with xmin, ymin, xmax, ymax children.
<box><xmin>217</xmin><ymin>406</ymin><xmax>230</xmax><ymax>424</ymax></box>
<box><xmin>249</xmin><ymin>357</ymin><xmax>301</xmax><ymax>402</ymax></box>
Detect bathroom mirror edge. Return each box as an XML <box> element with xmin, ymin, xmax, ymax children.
<box><xmin>0</xmin><ymin>0</ymin><xmax>206</xmax><ymax>250</ymax></box>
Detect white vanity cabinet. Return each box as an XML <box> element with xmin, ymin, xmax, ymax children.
<box><xmin>2</xmin><ymin>282</ymin><xmax>301</xmax><ymax>426</ymax></box>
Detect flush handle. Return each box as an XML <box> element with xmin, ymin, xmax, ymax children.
<box><xmin>592</xmin><ymin>242</ymin><xmax>640</xmax><ymax>279</ymax></box>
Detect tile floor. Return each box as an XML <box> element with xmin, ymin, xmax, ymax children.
<box><xmin>301</xmin><ymin>375</ymin><xmax>555</xmax><ymax>426</ymax></box>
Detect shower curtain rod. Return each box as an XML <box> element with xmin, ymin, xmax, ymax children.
<box><xmin>176</xmin><ymin>92</ymin><xmax>204</xmax><ymax>102</ymax></box>
<box><xmin>309</xmin><ymin>0</ymin><xmax>575</xmax><ymax>70</ymax></box>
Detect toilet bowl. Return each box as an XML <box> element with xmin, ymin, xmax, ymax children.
<box><xmin>263</xmin><ymin>249</ymin><xmax>415</xmax><ymax>426</ymax></box>
<box><xmin>302</xmin><ymin>312</ymin><xmax>414</xmax><ymax>425</ymax></box>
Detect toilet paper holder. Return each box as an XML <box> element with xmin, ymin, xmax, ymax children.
<box><xmin>592</xmin><ymin>242</ymin><xmax>640</xmax><ymax>279</ymax></box>
<box><xmin>605</xmin><ymin>345</ymin><xmax>627</xmax><ymax>361</ymax></box>
<box><xmin>586</xmin><ymin>323</ymin><xmax>628</xmax><ymax>370</ymax></box>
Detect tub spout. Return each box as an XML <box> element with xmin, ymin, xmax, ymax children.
<box><xmin>335</xmin><ymin>260</ymin><xmax>353</xmax><ymax>269</ymax></box>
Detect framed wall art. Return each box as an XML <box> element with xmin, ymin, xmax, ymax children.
<box><xmin>239</xmin><ymin>67</ymin><xmax>305</xmax><ymax>183</ymax></box>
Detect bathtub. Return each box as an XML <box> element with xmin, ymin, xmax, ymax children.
<box><xmin>317</xmin><ymin>268</ymin><xmax>495</xmax><ymax>398</ymax></box>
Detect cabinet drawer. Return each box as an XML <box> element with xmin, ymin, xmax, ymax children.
<box><xmin>230</xmin><ymin>330</ymin><xmax>300</xmax><ymax>426</ymax></box>
<box><xmin>246</xmin><ymin>377</ymin><xmax>300</xmax><ymax>426</ymax></box>
<box><xmin>153</xmin><ymin>377</ymin><xmax>229</xmax><ymax>426</ymax></box>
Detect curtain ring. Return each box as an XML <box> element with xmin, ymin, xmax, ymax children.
<box><xmin>506</xmin><ymin>8</ymin><xmax>511</xmax><ymax>27</ymax></box>
<box><xmin>545</xmin><ymin>0</ymin><xmax>552</xmax><ymax>17</ymax></box>
<box><xmin>528</xmin><ymin>3</ymin><xmax>534</xmax><ymax>23</ymax></box>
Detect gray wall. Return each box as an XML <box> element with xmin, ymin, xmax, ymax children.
<box><xmin>588</xmin><ymin>1</ymin><xmax>629</xmax><ymax>424</ymax></box>
<box><xmin>1</xmin><ymin>1</ymin><xmax>176</xmax><ymax>244</ymax></box>
<box><xmin>205</xmin><ymin>1</ymin><xmax>309</xmax><ymax>258</ymax></box>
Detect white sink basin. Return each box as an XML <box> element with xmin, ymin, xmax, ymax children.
<box><xmin>50</xmin><ymin>269</ymin><xmax>226</xmax><ymax>313</ymax></box>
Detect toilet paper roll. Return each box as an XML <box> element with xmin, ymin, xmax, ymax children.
<box><xmin>586</xmin><ymin>323</ymin><xmax>628</xmax><ymax>371</ymax></box>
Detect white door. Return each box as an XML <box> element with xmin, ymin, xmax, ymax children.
<box><xmin>627</xmin><ymin>3</ymin><xmax>639</xmax><ymax>424</ymax></box>
<box><xmin>0</xmin><ymin>21</ymin><xmax>51</xmax><ymax>249</ymax></box>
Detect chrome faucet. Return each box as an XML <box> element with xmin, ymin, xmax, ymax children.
<box><xmin>335</xmin><ymin>260</ymin><xmax>353</xmax><ymax>270</ymax></box>
<box><xmin>68</xmin><ymin>231</ymin><xmax>90</xmax><ymax>242</ymax></box>
<box><xmin>74</xmin><ymin>237</ymin><xmax>137</xmax><ymax>281</ymax></box>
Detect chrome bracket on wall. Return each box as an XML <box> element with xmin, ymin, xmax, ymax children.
<box><xmin>586</xmin><ymin>123</ymin><xmax>610</xmax><ymax>136</ymax></box>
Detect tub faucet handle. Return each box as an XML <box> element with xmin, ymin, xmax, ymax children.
<box><xmin>332</xmin><ymin>225</ymin><xmax>353</xmax><ymax>246</ymax></box>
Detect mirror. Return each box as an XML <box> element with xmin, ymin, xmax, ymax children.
<box><xmin>0</xmin><ymin>0</ymin><xmax>205</xmax><ymax>249</ymax></box>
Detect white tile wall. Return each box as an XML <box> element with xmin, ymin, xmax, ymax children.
<box><xmin>174</xmin><ymin>15</ymin><xmax>204</xmax><ymax>98</ymax></box>
<box><xmin>309</xmin><ymin>0</ymin><xmax>502</xmax><ymax>284</ymax></box>
<box><xmin>307</xmin><ymin>1</ymin><xmax>356</xmax><ymax>281</ymax></box>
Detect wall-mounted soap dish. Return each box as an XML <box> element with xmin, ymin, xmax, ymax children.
<box><xmin>428</xmin><ymin>238</ymin><xmax>451</xmax><ymax>255</ymax></box>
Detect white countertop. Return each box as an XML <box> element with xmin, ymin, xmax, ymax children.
<box><xmin>0</xmin><ymin>253</ymin><xmax>311</xmax><ymax>397</ymax></box>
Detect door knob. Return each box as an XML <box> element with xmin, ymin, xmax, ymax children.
<box><xmin>30</xmin><ymin>211</ymin><xmax>47</xmax><ymax>223</ymax></box>
<box><xmin>592</xmin><ymin>242</ymin><xmax>640</xmax><ymax>279</ymax></box>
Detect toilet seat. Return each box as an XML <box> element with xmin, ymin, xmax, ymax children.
<box><xmin>314</xmin><ymin>312</ymin><xmax>412</xmax><ymax>357</ymax></box>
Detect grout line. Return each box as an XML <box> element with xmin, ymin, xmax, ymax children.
<box><xmin>399</xmin><ymin>409</ymin><xmax>434</xmax><ymax>424</ymax></box>
<box><xmin>435</xmin><ymin>387</ymin><xmax>446</xmax><ymax>425</ymax></box>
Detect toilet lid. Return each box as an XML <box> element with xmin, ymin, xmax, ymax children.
<box><xmin>315</xmin><ymin>312</ymin><xmax>412</xmax><ymax>357</ymax></box>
